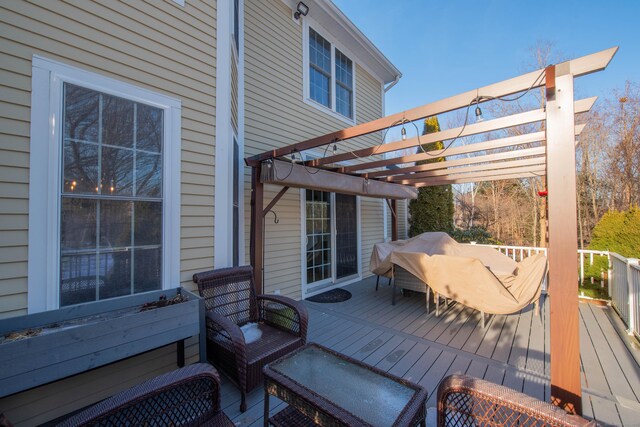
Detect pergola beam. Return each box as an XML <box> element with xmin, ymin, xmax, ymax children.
<box><xmin>386</xmin><ymin>146</ymin><xmax>546</xmax><ymax>182</ymax></box>
<box><xmin>412</xmin><ymin>164</ymin><xmax>546</xmax><ymax>186</ymax></box>
<box><xmin>318</xmin><ymin>98</ymin><xmax>594</xmax><ymax>171</ymax></box>
<box><xmin>362</xmin><ymin>124</ymin><xmax>584</xmax><ymax>179</ymax></box>
<box><xmin>246</xmin><ymin>47</ymin><xmax>615</xmax><ymax>166</ymax></box>
<box><xmin>396</xmin><ymin>157</ymin><xmax>546</xmax><ymax>184</ymax></box>
<box><xmin>414</xmin><ymin>168</ymin><xmax>546</xmax><ymax>187</ymax></box>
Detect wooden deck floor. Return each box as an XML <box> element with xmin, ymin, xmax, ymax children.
<box><xmin>222</xmin><ymin>276</ymin><xmax>640</xmax><ymax>426</ymax></box>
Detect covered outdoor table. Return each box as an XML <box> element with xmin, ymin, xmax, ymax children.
<box><xmin>370</xmin><ymin>232</ymin><xmax>517</xmax><ymax>278</ymax></box>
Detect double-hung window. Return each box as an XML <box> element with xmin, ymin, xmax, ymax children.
<box><xmin>28</xmin><ymin>57</ymin><xmax>181</xmax><ymax>312</ymax></box>
<box><xmin>306</xmin><ymin>26</ymin><xmax>354</xmax><ymax>120</ymax></box>
<box><xmin>60</xmin><ymin>84</ymin><xmax>164</xmax><ymax>306</ymax></box>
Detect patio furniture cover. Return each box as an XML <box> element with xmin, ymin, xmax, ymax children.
<box><xmin>370</xmin><ymin>232</ymin><xmax>517</xmax><ymax>278</ymax></box>
<box><xmin>390</xmin><ymin>250</ymin><xmax>547</xmax><ymax>315</ymax></box>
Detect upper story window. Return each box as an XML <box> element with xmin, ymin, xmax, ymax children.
<box><xmin>305</xmin><ymin>26</ymin><xmax>355</xmax><ymax>122</ymax></box>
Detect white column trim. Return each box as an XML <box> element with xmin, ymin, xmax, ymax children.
<box><xmin>238</xmin><ymin>0</ymin><xmax>246</xmax><ymax>265</ymax></box>
<box><xmin>213</xmin><ymin>0</ymin><xmax>233</xmax><ymax>268</ymax></box>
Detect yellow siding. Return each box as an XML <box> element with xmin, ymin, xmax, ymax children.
<box><xmin>0</xmin><ymin>0</ymin><xmax>216</xmax><ymax>424</ymax></box>
<box><xmin>243</xmin><ymin>0</ymin><xmax>385</xmax><ymax>297</ymax></box>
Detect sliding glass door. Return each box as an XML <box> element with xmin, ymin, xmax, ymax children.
<box><xmin>305</xmin><ymin>191</ymin><xmax>358</xmax><ymax>289</ymax></box>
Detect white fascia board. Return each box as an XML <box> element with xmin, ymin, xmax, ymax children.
<box><xmin>283</xmin><ymin>0</ymin><xmax>401</xmax><ymax>84</ymax></box>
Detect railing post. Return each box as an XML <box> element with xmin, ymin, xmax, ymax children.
<box><xmin>627</xmin><ymin>258</ymin><xmax>639</xmax><ymax>336</ymax></box>
<box><xmin>608</xmin><ymin>253</ymin><xmax>613</xmax><ymax>297</ymax></box>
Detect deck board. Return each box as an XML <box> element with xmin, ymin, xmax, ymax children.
<box><xmin>222</xmin><ymin>277</ymin><xmax>640</xmax><ymax>426</ymax></box>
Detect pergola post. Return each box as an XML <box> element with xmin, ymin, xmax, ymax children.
<box><xmin>250</xmin><ymin>164</ymin><xmax>264</xmax><ymax>293</ymax></box>
<box><xmin>546</xmin><ymin>65</ymin><xmax>582</xmax><ymax>414</ymax></box>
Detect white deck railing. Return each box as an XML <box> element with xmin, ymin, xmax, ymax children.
<box><xmin>468</xmin><ymin>244</ymin><xmax>639</xmax><ymax>339</ymax></box>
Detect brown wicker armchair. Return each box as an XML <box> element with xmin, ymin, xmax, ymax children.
<box><xmin>192</xmin><ymin>265</ymin><xmax>309</xmax><ymax>412</ymax></box>
<box><xmin>437</xmin><ymin>374</ymin><xmax>596</xmax><ymax>426</ymax></box>
<box><xmin>57</xmin><ymin>363</ymin><xmax>233</xmax><ymax>426</ymax></box>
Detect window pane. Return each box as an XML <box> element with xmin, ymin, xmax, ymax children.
<box><xmin>60</xmin><ymin>253</ymin><xmax>97</xmax><ymax>306</ymax></box>
<box><xmin>336</xmin><ymin>84</ymin><xmax>353</xmax><ymax>118</ymax></box>
<box><xmin>63</xmin><ymin>140</ymin><xmax>99</xmax><ymax>194</ymax></box>
<box><xmin>99</xmin><ymin>250</ymin><xmax>131</xmax><ymax>299</ymax></box>
<box><xmin>134</xmin><ymin>247</ymin><xmax>161</xmax><ymax>293</ymax></box>
<box><xmin>137</xmin><ymin>104</ymin><xmax>163</xmax><ymax>153</ymax></box>
<box><xmin>64</xmin><ymin>84</ymin><xmax>99</xmax><ymax>143</ymax></box>
<box><xmin>102</xmin><ymin>94</ymin><xmax>134</xmax><ymax>148</ymax></box>
<box><xmin>309</xmin><ymin>28</ymin><xmax>331</xmax><ymax>74</ymax></box>
<box><xmin>335</xmin><ymin>49</ymin><xmax>353</xmax><ymax>88</ymax></box>
<box><xmin>310</xmin><ymin>68</ymin><xmax>330</xmax><ymax>107</ymax></box>
<box><xmin>136</xmin><ymin>152</ymin><xmax>162</xmax><ymax>197</ymax></box>
<box><xmin>101</xmin><ymin>146</ymin><xmax>134</xmax><ymax>196</ymax></box>
<box><xmin>100</xmin><ymin>200</ymin><xmax>132</xmax><ymax>249</ymax></box>
<box><xmin>134</xmin><ymin>201</ymin><xmax>162</xmax><ymax>246</ymax></box>
<box><xmin>61</xmin><ymin>198</ymin><xmax>96</xmax><ymax>250</ymax></box>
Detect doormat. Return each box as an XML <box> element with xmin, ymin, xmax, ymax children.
<box><xmin>306</xmin><ymin>289</ymin><xmax>352</xmax><ymax>303</ymax></box>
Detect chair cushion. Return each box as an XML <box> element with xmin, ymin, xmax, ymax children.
<box><xmin>246</xmin><ymin>323</ymin><xmax>303</xmax><ymax>365</ymax></box>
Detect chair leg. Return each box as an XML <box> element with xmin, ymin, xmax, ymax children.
<box><xmin>240</xmin><ymin>390</ymin><xmax>247</xmax><ymax>412</ymax></box>
<box><xmin>376</xmin><ymin>275</ymin><xmax>380</xmax><ymax>291</ymax></box>
<box><xmin>388</xmin><ymin>277</ymin><xmax>392</xmax><ymax>286</ymax></box>
<box><xmin>481</xmin><ymin>311</ymin><xmax>485</xmax><ymax>329</ymax></box>
<box><xmin>435</xmin><ymin>293</ymin><xmax>440</xmax><ymax>316</ymax></box>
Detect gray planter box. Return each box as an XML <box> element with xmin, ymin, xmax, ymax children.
<box><xmin>0</xmin><ymin>287</ymin><xmax>205</xmax><ymax>398</ymax></box>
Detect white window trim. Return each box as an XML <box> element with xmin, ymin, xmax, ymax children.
<box><xmin>302</xmin><ymin>18</ymin><xmax>357</xmax><ymax>125</ymax></box>
<box><xmin>214</xmin><ymin>0</ymin><xmax>245</xmax><ymax>268</ymax></box>
<box><xmin>28</xmin><ymin>55</ymin><xmax>182</xmax><ymax>313</ymax></box>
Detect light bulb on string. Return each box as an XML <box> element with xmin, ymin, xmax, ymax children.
<box><xmin>475</xmin><ymin>105</ymin><xmax>484</xmax><ymax>122</ymax></box>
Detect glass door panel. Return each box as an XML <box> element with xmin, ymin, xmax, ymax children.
<box><xmin>305</xmin><ymin>190</ymin><xmax>331</xmax><ymax>285</ymax></box>
<box><xmin>335</xmin><ymin>194</ymin><xmax>358</xmax><ymax>279</ymax></box>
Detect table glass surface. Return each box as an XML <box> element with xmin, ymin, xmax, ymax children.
<box><xmin>270</xmin><ymin>346</ymin><xmax>416</xmax><ymax>426</ymax></box>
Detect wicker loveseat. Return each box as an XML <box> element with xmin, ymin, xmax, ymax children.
<box><xmin>437</xmin><ymin>374</ymin><xmax>596</xmax><ymax>426</ymax></box>
<box><xmin>57</xmin><ymin>363</ymin><xmax>233</xmax><ymax>426</ymax></box>
<box><xmin>193</xmin><ymin>265</ymin><xmax>308</xmax><ymax>412</ymax></box>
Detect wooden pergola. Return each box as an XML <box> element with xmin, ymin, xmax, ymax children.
<box><xmin>245</xmin><ymin>47</ymin><xmax>617</xmax><ymax>413</ymax></box>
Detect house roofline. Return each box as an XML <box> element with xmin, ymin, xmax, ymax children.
<box><xmin>282</xmin><ymin>0</ymin><xmax>402</xmax><ymax>85</ymax></box>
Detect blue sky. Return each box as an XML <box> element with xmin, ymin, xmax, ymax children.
<box><xmin>332</xmin><ymin>0</ymin><xmax>639</xmax><ymax>116</ymax></box>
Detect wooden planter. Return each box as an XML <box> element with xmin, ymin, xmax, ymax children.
<box><xmin>0</xmin><ymin>287</ymin><xmax>205</xmax><ymax>398</ymax></box>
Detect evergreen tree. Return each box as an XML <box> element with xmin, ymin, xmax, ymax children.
<box><xmin>408</xmin><ymin>116</ymin><xmax>454</xmax><ymax>236</ymax></box>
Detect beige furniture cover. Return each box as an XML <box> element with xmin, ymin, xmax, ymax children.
<box><xmin>370</xmin><ymin>232</ymin><xmax>517</xmax><ymax>278</ymax></box>
<box><xmin>370</xmin><ymin>232</ymin><xmax>546</xmax><ymax>315</ymax></box>
<box><xmin>390</xmin><ymin>250</ymin><xmax>547</xmax><ymax>315</ymax></box>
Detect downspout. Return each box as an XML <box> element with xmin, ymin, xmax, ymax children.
<box><xmin>384</xmin><ymin>74</ymin><xmax>401</xmax><ymax>93</ymax></box>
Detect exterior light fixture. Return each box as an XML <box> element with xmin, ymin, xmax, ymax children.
<box><xmin>332</xmin><ymin>143</ymin><xmax>338</xmax><ymax>155</ymax></box>
<box><xmin>401</xmin><ymin>126</ymin><xmax>407</xmax><ymax>141</ymax></box>
<box><xmin>294</xmin><ymin>2</ymin><xmax>309</xmax><ymax>19</ymax></box>
<box><xmin>475</xmin><ymin>105</ymin><xmax>484</xmax><ymax>122</ymax></box>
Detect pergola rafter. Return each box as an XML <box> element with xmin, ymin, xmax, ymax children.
<box><xmin>246</xmin><ymin>47</ymin><xmax>618</xmax><ymax>415</ymax></box>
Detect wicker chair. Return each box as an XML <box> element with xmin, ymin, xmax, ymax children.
<box><xmin>437</xmin><ymin>374</ymin><xmax>596</xmax><ymax>426</ymax></box>
<box><xmin>192</xmin><ymin>265</ymin><xmax>309</xmax><ymax>412</ymax></box>
<box><xmin>57</xmin><ymin>363</ymin><xmax>234</xmax><ymax>426</ymax></box>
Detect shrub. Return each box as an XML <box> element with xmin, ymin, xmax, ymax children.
<box><xmin>589</xmin><ymin>207</ymin><xmax>640</xmax><ymax>258</ymax></box>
